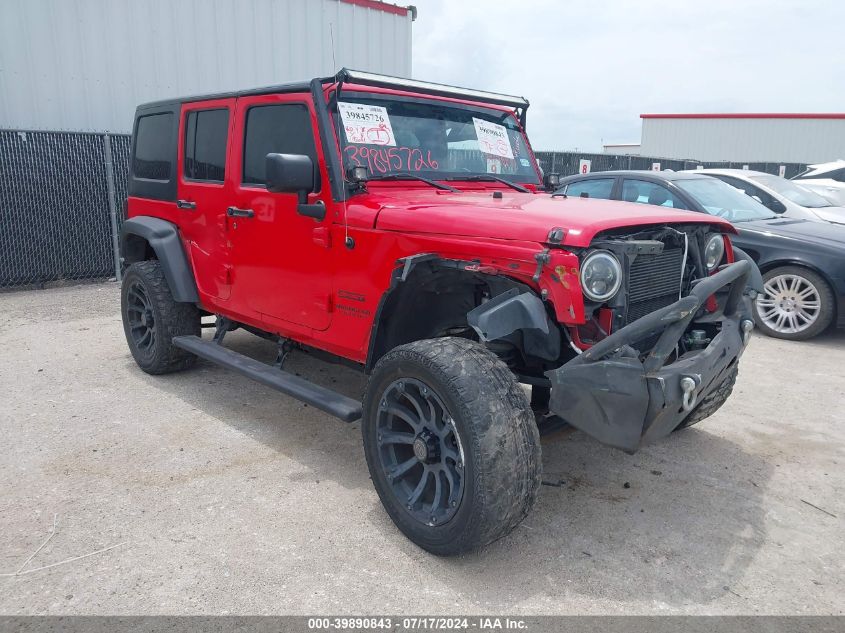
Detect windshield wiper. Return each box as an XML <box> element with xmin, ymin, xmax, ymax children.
<box><xmin>367</xmin><ymin>173</ymin><xmax>458</xmax><ymax>192</ymax></box>
<box><xmin>446</xmin><ymin>174</ymin><xmax>530</xmax><ymax>193</ymax></box>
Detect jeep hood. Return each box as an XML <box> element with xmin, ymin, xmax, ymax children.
<box><xmin>371</xmin><ymin>191</ymin><xmax>733</xmax><ymax>247</ymax></box>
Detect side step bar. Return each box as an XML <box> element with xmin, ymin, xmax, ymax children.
<box><xmin>172</xmin><ymin>335</ymin><xmax>362</xmax><ymax>422</ymax></box>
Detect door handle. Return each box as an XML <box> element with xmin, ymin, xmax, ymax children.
<box><xmin>176</xmin><ymin>199</ymin><xmax>196</xmax><ymax>209</ymax></box>
<box><xmin>227</xmin><ymin>207</ymin><xmax>255</xmax><ymax>218</ymax></box>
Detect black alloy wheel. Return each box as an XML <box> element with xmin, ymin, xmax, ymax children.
<box><xmin>125</xmin><ymin>280</ymin><xmax>157</xmax><ymax>358</ymax></box>
<box><xmin>375</xmin><ymin>378</ymin><xmax>465</xmax><ymax>526</ymax></box>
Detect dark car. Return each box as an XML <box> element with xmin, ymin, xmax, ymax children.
<box><xmin>555</xmin><ymin>171</ymin><xmax>845</xmax><ymax>340</ymax></box>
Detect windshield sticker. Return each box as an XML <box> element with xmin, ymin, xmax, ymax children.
<box><xmin>519</xmin><ymin>158</ymin><xmax>531</xmax><ymax>167</ymax></box>
<box><xmin>473</xmin><ymin>117</ymin><xmax>514</xmax><ymax>159</ymax></box>
<box><xmin>486</xmin><ymin>158</ymin><xmax>502</xmax><ymax>174</ymax></box>
<box><xmin>338</xmin><ymin>102</ymin><xmax>396</xmax><ymax>146</ymax></box>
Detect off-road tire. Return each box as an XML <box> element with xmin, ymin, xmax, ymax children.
<box><xmin>362</xmin><ymin>337</ymin><xmax>541</xmax><ymax>555</ymax></box>
<box><xmin>752</xmin><ymin>266</ymin><xmax>834</xmax><ymax>341</ymax></box>
<box><xmin>674</xmin><ymin>363</ymin><xmax>738</xmax><ymax>431</ymax></box>
<box><xmin>121</xmin><ymin>260</ymin><xmax>200</xmax><ymax>375</ymax></box>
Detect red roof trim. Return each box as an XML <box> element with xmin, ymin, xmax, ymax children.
<box><xmin>641</xmin><ymin>113</ymin><xmax>845</xmax><ymax>120</ymax></box>
<box><xmin>339</xmin><ymin>0</ymin><xmax>409</xmax><ymax>16</ymax></box>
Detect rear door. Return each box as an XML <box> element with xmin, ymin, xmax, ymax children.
<box><xmin>176</xmin><ymin>99</ymin><xmax>235</xmax><ymax>300</ymax></box>
<box><xmin>226</xmin><ymin>93</ymin><xmax>333</xmax><ymax>331</ymax></box>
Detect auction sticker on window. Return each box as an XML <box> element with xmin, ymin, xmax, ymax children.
<box><xmin>473</xmin><ymin>117</ymin><xmax>514</xmax><ymax>159</ymax></box>
<box><xmin>338</xmin><ymin>102</ymin><xmax>396</xmax><ymax>146</ymax></box>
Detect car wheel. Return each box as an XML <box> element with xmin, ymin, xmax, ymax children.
<box><xmin>753</xmin><ymin>266</ymin><xmax>834</xmax><ymax>340</ymax></box>
<box><xmin>121</xmin><ymin>260</ymin><xmax>200</xmax><ymax>374</ymax></box>
<box><xmin>362</xmin><ymin>337</ymin><xmax>541</xmax><ymax>556</ymax></box>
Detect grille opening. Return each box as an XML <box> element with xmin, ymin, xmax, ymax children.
<box><xmin>625</xmin><ymin>247</ymin><xmax>684</xmax><ymax>325</ymax></box>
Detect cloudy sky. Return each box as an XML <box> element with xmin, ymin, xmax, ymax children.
<box><xmin>409</xmin><ymin>0</ymin><xmax>845</xmax><ymax>151</ymax></box>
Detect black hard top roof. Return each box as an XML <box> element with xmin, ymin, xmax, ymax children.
<box><xmin>137</xmin><ymin>80</ymin><xmax>313</xmax><ymax>111</ymax></box>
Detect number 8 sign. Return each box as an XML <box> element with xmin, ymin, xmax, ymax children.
<box><xmin>579</xmin><ymin>159</ymin><xmax>591</xmax><ymax>174</ymax></box>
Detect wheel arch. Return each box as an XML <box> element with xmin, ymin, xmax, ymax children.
<box><xmin>758</xmin><ymin>258</ymin><xmax>836</xmax><ymax>294</ymax></box>
<box><xmin>120</xmin><ymin>217</ymin><xmax>199</xmax><ymax>303</ymax></box>
<box><xmin>364</xmin><ymin>254</ymin><xmax>560</xmax><ymax>372</ymax></box>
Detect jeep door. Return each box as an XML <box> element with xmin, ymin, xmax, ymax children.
<box><xmin>227</xmin><ymin>94</ymin><xmax>332</xmax><ymax>331</ymax></box>
<box><xmin>176</xmin><ymin>98</ymin><xmax>236</xmax><ymax>301</ymax></box>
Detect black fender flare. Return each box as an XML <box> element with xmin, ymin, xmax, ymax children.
<box><xmin>120</xmin><ymin>217</ymin><xmax>199</xmax><ymax>303</ymax></box>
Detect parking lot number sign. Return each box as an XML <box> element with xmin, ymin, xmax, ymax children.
<box><xmin>652</xmin><ymin>162</ymin><xmax>661</xmax><ymax>171</ymax></box>
<box><xmin>579</xmin><ymin>159</ymin><xmax>591</xmax><ymax>174</ymax></box>
<box><xmin>779</xmin><ymin>165</ymin><xmax>786</xmax><ymax>177</ymax></box>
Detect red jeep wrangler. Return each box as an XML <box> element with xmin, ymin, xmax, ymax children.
<box><xmin>121</xmin><ymin>69</ymin><xmax>756</xmax><ymax>555</ymax></box>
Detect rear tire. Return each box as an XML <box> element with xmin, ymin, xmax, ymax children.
<box><xmin>362</xmin><ymin>337</ymin><xmax>541</xmax><ymax>555</ymax></box>
<box><xmin>753</xmin><ymin>266</ymin><xmax>834</xmax><ymax>340</ymax></box>
<box><xmin>121</xmin><ymin>260</ymin><xmax>200</xmax><ymax>375</ymax></box>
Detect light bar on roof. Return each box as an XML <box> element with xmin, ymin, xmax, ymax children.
<box><xmin>335</xmin><ymin>68</ymin><xmax>529</xmax><ymax>110</ymax></box>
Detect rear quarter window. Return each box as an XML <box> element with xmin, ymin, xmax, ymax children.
<box><xmin>133</xmin><ymin>113</ymin><xmax>173</xmax><ymax>180</ymax></box>
<box><xmin>129</xmin><ymin>106</ymin><xmax>178</xmax><ymax>201</ymax></box>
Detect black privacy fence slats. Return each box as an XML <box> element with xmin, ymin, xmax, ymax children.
<box><xmin>0</xmin><ymin>130</ymin><xmax>810</xmax><ymax>289</ymax></box>
<box><xmin>0</xmin><ymin>130</ymin><xmax>130</xmax><ymax>289</ymax></box>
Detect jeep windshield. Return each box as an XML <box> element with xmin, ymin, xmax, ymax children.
<box><xmin>334</xmin><ymin>93</ymin><xmax>541</xmax><ymax>186</ymax></box>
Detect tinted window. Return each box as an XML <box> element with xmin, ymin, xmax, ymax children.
<box><xmin>243</xmin><ymin>104</ymin><xmax>319</xmax><ymax>188</ymax></box>
<box><xmin>564</xmin><ymin>178</ymin><xmax>614</xmax><ymax>199</ymax></box>
<box><xmin>675</xmin><ymin>178</ymin><xmax>776</xmax><ymax>221</ymax></box>
<box><xmin>621</xmin><ymin>179</ymin><xmax>687</xmax><ymax>209</ymax></box>
<box><xmin>184</xmin><ymin>109</ymin><xmax>229</xmax><ymax>181</ymax></box>
<box><xmin>133</xmin><ymin>113</ymin><xmax>173</xmax><ymax>180</ymax></box>
<box><xmin>713</xmin><ymin>176</ymin><xmax>782</xmax><ymax>211</ymax></box>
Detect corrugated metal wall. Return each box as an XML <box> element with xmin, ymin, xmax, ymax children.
<box><xmin>0</xmin><ymin>0</ymin><xmax>413</xmax><ymax>134</ymax></box>
<box><xmin>639</xmin><ymin>117</ymin><xmax>845</xmax><ymax>163</ymax></box>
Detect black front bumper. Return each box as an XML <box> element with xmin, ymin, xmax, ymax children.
<box><xmin>547</xmin><ymin>260</ymin><xmax>753</xmax><ymax>453</ymax></box>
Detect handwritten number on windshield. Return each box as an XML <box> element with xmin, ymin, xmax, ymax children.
<box><xmin>345</xmin><ymin>146</ymin><xmax>439</xmax><ymax>174</ymax></box>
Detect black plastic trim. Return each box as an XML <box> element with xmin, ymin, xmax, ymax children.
<box><xmin>172</xmin><ymin>335</ymin><xmax>362</xmax><ymax>422</ymax></box>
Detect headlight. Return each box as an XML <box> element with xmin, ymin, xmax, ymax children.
<box><xmin>705</xmin><ymin>234</ymin><xmax>725</xmax><ymax>271</ymax></box>
<box><xmin>580</xmin><ymin>250</ymin><xmax>622</xmax><ymax>302</ymax></box>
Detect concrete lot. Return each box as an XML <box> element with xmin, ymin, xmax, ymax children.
<box><xmin>0</xmin><ymin>282</ymin><xmax>842</xmax><ymax>615</ymax></box>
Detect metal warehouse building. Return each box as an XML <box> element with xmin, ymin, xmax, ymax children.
<box><xmin>0</xmin><ymin>0</ymin><xmax>415</xmax><ymax>133</ymax></box>
<box><xmin>637</xmin><ymin>113</ymin><xmax>845</xmax><ymax>163</ymax></box>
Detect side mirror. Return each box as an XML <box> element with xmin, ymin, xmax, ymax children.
<box><xmin>265</xmin><ymin>153</ymin><xmax>324</xmax><ymax>220</ymax></box>
<box><xmin>771</xmin><ymin>199</ymin><xmax>787</xmax><ymax>214</ymax></box>
<box><xmin>266</xmin><ymin>153</ymin><xmax>314</xmax><ymax>195</ymax></box>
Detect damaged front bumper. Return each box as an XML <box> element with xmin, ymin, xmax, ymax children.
<box><xmin>547</xmin><ymin>260</ymin><xmax>753</xmax><ymax>453</ymax></box>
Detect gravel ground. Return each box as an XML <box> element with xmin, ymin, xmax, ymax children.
<box><xmin>0</xmin><ymin>282</ymin><xmax>842</xmax><ymax>615</ymax></box>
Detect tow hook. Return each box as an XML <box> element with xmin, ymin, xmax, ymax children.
<box><xmin>741</xmin><ymin>319</ymin><xmax>754</xmax><ymax>347</ymax></box>
<box><xmin>680</xmin><ymin>375</ymin><xmax>701</xmax><ymax>412</ymax></box>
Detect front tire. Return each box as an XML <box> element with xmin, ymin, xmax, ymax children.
<box><xmin>121</xmin><ymin>260</ymin><xmax>200</xmax><ymax>374</ymax></box>
<box><xmin>362</xmin><ymin>337</ymin><xmax>541</xmax><ymax>555</ymax></box>
<box><xmin>753</xmin><ymin>266</ymin><xmax>834</xmax><ymax>340</ymax></box>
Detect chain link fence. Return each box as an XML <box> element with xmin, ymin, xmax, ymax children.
<box><xmin>0</xmin><ymin>130</ymin><xmax>131</xmax><ymax>289</ymax></box>
<box><xmin>0</xmin><ymin>130</ymin><xmax>811</xmax><ymax>289</ymax></box>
